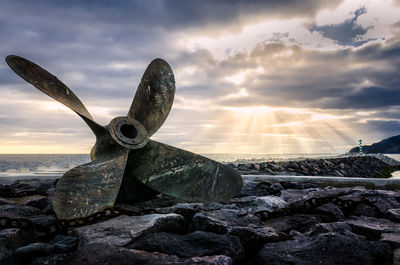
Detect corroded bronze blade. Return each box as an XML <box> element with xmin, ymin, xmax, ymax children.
<box><xmin>5</xmin><ymin>55</ymin><xmax>105</xmax><ymax>136</ymax></box>
<box><xmin>125</xmin><ymin>140</ymin><xmax>243</xmax><ymax>202</ymax></box>
<box><xmin>127</xmin><ymin>58</ymin><xmax>175</xmax><ymax>137</ymax></box>
<box><xmin>53</xmin><ymin>149</ymin><xmax>129</xmax><ymax>220</ymax></box>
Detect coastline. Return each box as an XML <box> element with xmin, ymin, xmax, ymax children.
<box><xmin>1</xmin><ymin>169</ymin><xmax>400</xmax><ymax>264</ymax></box>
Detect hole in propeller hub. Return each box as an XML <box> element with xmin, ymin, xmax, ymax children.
<box><xmin>109</xmin><ymin>116</ymin><xmax>149</xmax><ymax>149</ymax></box>
<box><xmin>120</xmin><ymin>124</ymin><xmax>138</xmax><ymax>139</ymax></box>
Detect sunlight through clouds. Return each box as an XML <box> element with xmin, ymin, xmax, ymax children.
<box><xmin>0</xmin><ymin>0</ymin><xmax>399</xmax><ymax>154</ymax></box>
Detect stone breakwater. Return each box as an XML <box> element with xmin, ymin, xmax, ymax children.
<box><xmin>229</xmin><ymin>156</ymin><xmax>400</xmax><ymax>178</ymax></box>
<box><xmin>1</xmin><ymin>177</ymin><xmax>400</xmax><ymax>264</ymax></box>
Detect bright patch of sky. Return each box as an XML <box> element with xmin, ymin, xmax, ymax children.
<box><xmin>184</xmin><ymin>0</ymin><xmax>400</xmax><ymax>59</ymax></box>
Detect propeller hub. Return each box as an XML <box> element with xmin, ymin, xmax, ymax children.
<box><xmin>108</xmin><ymin>116</ymin><xmax>148</xmax><ymax>149</ymax></box>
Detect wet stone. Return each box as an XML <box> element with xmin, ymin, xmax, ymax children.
<box><xmin>166</xmin><ymin>202</ymin><xmax>225</xmax><ymax>222</ymax></box>
<box><xmin>362</xmin><ymin>191</ymin><xmax>400</xmax><ymax>213</ymax></box>
<box><xmin>395</xmin><ymin>248</ymin><xmax>400</xmax><ymax>265</ymax></box>
<box><xmin>228</xmin><ymin>226</ymin><xmax>285</xmax><ymax>256</ymax></box>
<box><xmin>15</xmin><ymin>242</ymin><xmax>55</xmax><ymax>263</ymax></box>
<box><xmin>226</xmin><ymin>195</ymin><xmax>287</xmax><ymax>214</ymax></box>
<box><xmin>381</xmin><ymin>233</ymin><xmax>400</xmax><ymax>248</ymax></box>
<box><xmin>0</xmin><ymin>245</ymin><xmax>16</xmax><ymax>265</ymax></box>
<box><xmin>344</xmin><ymin>216</ymin><xmax>400</xmax><ymax>240</ymax></box>
<box><xmin>254</xmin><ymin>234</ymin><xmax>392</xmax><ymax>265</ymax></box>
<box><xmin>388</xmin><ymin>208</ymin><xmax>400</xmax><ymax>222</ymax></box>
<box><xmin>127</xmin><ymin>231</ymin><xmax>244</xmax><ymax>262</ymax></box>
<box><xmin>51</xmin><ymin>235</ymin><xmax>78</xmax><ymax>252</ymax></box>
<box><xmin>263</xmin><ymin>214</ymin><xmax>321</xmax><ymax>233</ymax></box>
<box><xmin>32</xmin><ymin>243</ymin><xmax>234</xmax><ymax>265</ymax></box>
<box><xmin>350</xmin><ymin>202</ymin><xmax>379</xmax><ymax>217</ymax></box>
<box><xmin>0</xmin><ymin>204</ymin><xmax>42</xmax><ymax>218</ymax></box>
<box><xmin>72</xmin><ymin>213</ymin><xmax>185</xmax><ymax>246</ymax></box>
<box><xmin>238</xmin><ymin>181</ymin><xmax>283</xmax><ymax>197</ymax></box>
<box><xmin>191</xmin><ymin>209</ymin><xmax>261</xmax><ymax>234</ymax></box>
<box><xmin>26</xmin><ymin>197</ymin><xmax>52</xmax><ymax>212</ymax></box>
<box><xmin>313</xmin><ymin>202</ymin><xmax>345</xmax><ymax>220</ymax></box>
<box><xmin>305</xmin><ymin>222</ymin><xmax>363</xmax><ymax>238</ymax></box>
<box><xmin>0</xmin><ymin>228</ymin><xmax>37</xmax><ymax>251</ymax></box>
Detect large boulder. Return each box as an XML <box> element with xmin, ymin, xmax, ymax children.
<box><xmin>226</xmin><ymin>195</ymin><xmax>287</xmax><ymax>214</ymax></box>
<box><xmin>344</xmin><ymin>216</ymin><xmax>400</xmax><ymax>240</ymax></box>
<box><xmin>0</xmin><ymin>228</ymin><xmax>37</xmax><ymax>250</ymax></box>
<box><xmin>254</xmin><ymin>233</ymin><xmax>392</xmax><ymax>265</ymax></box>
<box><xmin>72</xmin><ymin>213</ymin><xmax>185</xmax><ymax>247</ymax></box>
<box><xmin>305</xmin><ymin>222</ymin><xmax>363</xmax><ymax>238</ymax></box>
<box><xmin>14</xmin><ymin>242</ymin><xmax>54</xmax><ymax>264</ymax></box>
<box><xmin>238</xmin><ymin>181</ymin><xmax>282</xmax><ymax>197</ymax></box>
<box><xmin>263</xmin><ymin>214</ymin><xmax>321</xmax><ymax>233</ymax></box>
<box><xmin>191</xmin><ymin>209</ymin><xmax>261</xmax><ymax>234</ymax></box>
<box><xmin>32</xmin><ymin>243</ymin><xmax>233</xmax><ymax>265</ymax></box>
<box><xmin>127</xmin><ymin>231</ymin><xmax>244</xmax><ymax>262</ymax></box>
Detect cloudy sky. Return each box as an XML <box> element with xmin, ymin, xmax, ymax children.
<box><xmin>0</xmin><ymin>0</ymin><xmax>400</xmax><ymax>154</ymax></box>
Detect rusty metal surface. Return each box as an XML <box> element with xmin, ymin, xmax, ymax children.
<box><xmin>125</xmin><ymin>140</ymin><xmax>243</xmax><ymax>202</ymax></box>
<box><xmin>128</xmin><ymin>58</ymin><xmax>175</xmax><ymax>137</ymax></box>
<box><xmin>5</xmin><ymin>55</ymin><xmax>105</xmax><ymax>136</ymax></box>
<box><xmin>53</xmin><ymin>149</ymin><xmax>129</xmax><ymax>220</ymax></box>
<box><xmin>5</xmin><ymin>55</ymin><xmax>242</xmax><ymax>221</ymax></box>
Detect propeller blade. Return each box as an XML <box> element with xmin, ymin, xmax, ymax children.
<box><xmin>5</xmin><ymin>55</ymin><xmax>105</xmax><ymax>136</ymax></box>
<box><xmin>53</xmin><ymin>149</ymin><xmax>129</xmax><ymax>220</ymax></box>
<box><xmin>125</xmin><ymin>140</ymin><xmax>242</xmax><ymax>202</ymax></box>
<box><xmin>128</xmin><ymin>58</ymin><xmax>175</xmax><ymax>137</ymax></box>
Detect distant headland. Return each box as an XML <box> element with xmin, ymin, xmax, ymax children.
<box><xmin>349</xmin><ymin>135</ymin><xmax>400</xmax><ymax>154</ymax></box>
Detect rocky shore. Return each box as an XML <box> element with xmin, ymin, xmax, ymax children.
<box><xmin>230</xmin><ymin>155</ymin><xmax>400</xmax><ymax>178</ymax></box>
<box><xmin>1</xmin><ymin>172</ymin><xmax>400</xmax><ymax>265</ymax></box>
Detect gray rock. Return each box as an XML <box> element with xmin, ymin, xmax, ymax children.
<box><xmin>128</xmin><ymin>194</ymin><xmax>181</xmax><ymax>209</ymax></box>
<box><xmin>127</xmin><ymin>231</ymin><xmax>244</xmax><ymax>262</ymax></box>
<box><xmin>228</xmin><ymin>226</ymin><xmax>285</xmax><ymax>256</ymax></box>
<box><xmin>254</xmin><ymin>234</ymin><xmax>392</xmax><ymax>265</ymax></box>
<box><xmin>238</xmin><ymin>181</ymin><xmax>283</xmax><ymax>197</ymax></box>
<box><xmin>381</xmin><ymin>232</ymin><xmax>400</xmax><ymax>248</ymax></box>
<box><xmin>237</xmin><ymin>163</ymin><xmax>251</xmax><ymax>171</ymax></box>
<box><xmin>32</xmin><ymin>243</ymin><xmax>233</xmax><ymax>265</ymax></box>
<box><xmin>314</xmin><ymin>202</ymin><xmax>345</xmax><ymax>220</ymax></box>
<box><xmin>0</xmin><ymin>245</ymin><xmax>16</xmax><ymax>265</ymax></box>
<box><xmin>0</xmin><ymin>228</ymin><xmax>37</xmax><ymax>250</ymax></box>
<box><xmin>305</xmin><ymin>222</ymin><xmax>363</xmax><ymax>238</ymax></box>
<box><xmin>388</xmin><ymin>208</ymin><xmax>400</xmax><ymax>222</ymax></box>
<box><xmin>166</xmin><ymin>202</ymin><xmax>226</xmax><ymax>222</ymax></box>
<box><xmin>351</xmin><ymin>202</ymin><xmax>379</xmax><ymax>217</ymax></box>
<box><xmin>31</xmin><ymin>253</ymin><xmax>71</xmax><ymax>265</ymax></box>
<box><xmin>263</xmin><ymin>214</ymin><xmax>321</xmax><ymax>233</ymax></box>
<box><xmin>51</xmin><ymin>235</ymin><xmax>78</xmax><ymax>252</ymax></box>
<box><xmin>227</xmin><ymin>195</ymin><xmax>287</xmax><ymax>214</ymax></box>
<box><xmin>362</xmin><ymin>190</ymin><xmax>400</xmax><ymax>213</ymax></box>
<box><xmin>26</xmin><ymin>197</ymin><xmax>52</xmax><ymax>212</ymax></box>
<box><xmin>15</xmin><ymin>242</ymin><xmax>54</xmax><ymax>263</ymax></box>
<box><xmin>191</xmin><ymin>209</ymin><xmax>260</xmax><ymax>234</ymax></box>
<box><xmin>72</xmin><ymin>213</ymin><xmax>185</xmax><ymax>246</ymax></box>
<box><xmin>345</xmin><ymin>216</ymin><xmax>400</xmax><ymax>240</ymax></box>
<box><xmin>0</xmin><ymin>204</ymin><xmax>41</xmax><ymax>218</ymax></box>
<box><xmin>29</xmin><ymin>214</ymin><xmax>58</xmax><ymax>229</ymax></box>
<box><xmin>395</xmin><ymin>248</ymin><xmax>400</xmax><ymax>265</ymax></box>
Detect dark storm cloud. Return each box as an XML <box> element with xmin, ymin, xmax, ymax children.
<box><xmin>360</xmin><ymin>120</ymin><xmax>400</xmax><ymax>138</ymax></box>
<box><xmin>308</xmin><ymin>7</ymin><xmax>374</xmax><ymax>46</ymax></box>
<box><xmin>0</xmin><ymin>0</ymin><xmax>344</xmax><ymax>102</ymax></box>
<box><xmin>198</xmin><ymin>37</ymin><xmax>400</xmax><ymax>110</ymax></box>
<box><xmin>1</xmin><ymin>0</ymin><xmax>343</xmax><ymax>31</ymax></box>
<box><xmin>325</xmin><ymin>87</ymin><xmax>400</xmax><ymax>109</ymax></box>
